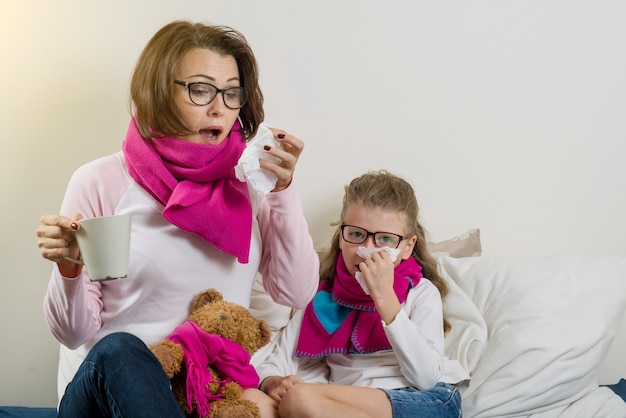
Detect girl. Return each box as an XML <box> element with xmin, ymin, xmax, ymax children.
<box><xmin>258</xmin><ymin>170</ymin><xmax>469</xmax><ymax>418</ymax></box>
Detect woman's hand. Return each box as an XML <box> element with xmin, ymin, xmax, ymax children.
<box><xmin>260</xmin><ymin>128</ymin><xmax>304</xmax><ymax>192</ymax></box>
<box><xmin>260</xmin><ymin>374</ymin><xmax>304</xmax><ymax>402</ymax></box>
<box><xmin>36</xmin><ymin>213</ymin><xmax>84</xmax><ymax>277</ymax></box>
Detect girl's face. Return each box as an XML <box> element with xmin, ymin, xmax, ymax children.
<box><xmin>173</xmin><ymin>48</ymin><xmax>241</xmax><ymax>145</ymax></box>
<box><xmin>339</xmin><ymin>204</ymin><xmax>417</xmax><ymax>277</ymax></box>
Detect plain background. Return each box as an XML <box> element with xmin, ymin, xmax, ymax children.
<box><xmin>1</xmin><ymin>0</ymin><xmax>625</xmax><ymax>407</ymax></box>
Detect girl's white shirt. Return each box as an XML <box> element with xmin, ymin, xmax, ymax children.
<box><xmin>257</xmin><ymin>279</ymin><xmax>470</xmax><ymax>390</ymax></box>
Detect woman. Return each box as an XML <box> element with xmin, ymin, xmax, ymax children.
<box><xmin>36</xmin><ymin>20</ymin><xmax>318</xmax><ymax>417</ymax></box>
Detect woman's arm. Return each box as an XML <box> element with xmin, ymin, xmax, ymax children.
<box><xmin>256</xmin><ymin>184</ymin><xmax>319</xmax><ymax>309</ymax></box>
<box><xmin>42</xmin><ymin>153</ymin><xmax>128</xmax><ymax>348</ymax></box>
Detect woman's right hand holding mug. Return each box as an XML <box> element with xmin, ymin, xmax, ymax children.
<box><xmin>36</xmin><ymin>213</ymin><xmax>84</xmax><ymax>277</ymax></box>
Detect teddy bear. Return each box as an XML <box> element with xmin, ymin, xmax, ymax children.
<box><xmin>150</xmin><ymin>288</ymin><xmax>272</xmax><ymax>418</ymax></box>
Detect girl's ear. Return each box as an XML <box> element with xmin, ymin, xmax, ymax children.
<box><xmin>338</xmin><ymin>229</ymin><xmax>345</xmax><ymax>251</ymax></box>
<box><xmin>401</xmin><ymin>235</ymin><xmax>418</xmax><ymax>260</ymax></box>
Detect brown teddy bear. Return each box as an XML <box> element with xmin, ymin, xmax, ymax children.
<box><xmin>150</xmin><ymin>288</ymin><xmax>272</xmax><ymax>418</ymax></box>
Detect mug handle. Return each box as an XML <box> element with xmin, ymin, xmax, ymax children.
<box><xmin>63</xmin><ymin>256</ymin><xmax>85</xmax><ymax>265</ymax></box>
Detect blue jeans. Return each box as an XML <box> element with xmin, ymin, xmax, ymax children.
<box><xmin>380</xmin><ymin>383</ymin><xmax>462</xmax><ymax>418</ymax></box>
<box><xmin>58</xmin><ymin>332</ymin><xmax>186</xmax><ymax>418</ymax></box>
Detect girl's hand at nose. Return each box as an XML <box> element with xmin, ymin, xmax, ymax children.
<box><xmin>359</xmin><ymin>251</ymin><xmax>394</xmax><ymax>294</ymax></box>
<box><xmin>359</xmin><ymin>251</ymin><xmax>402</xmax><ymax>324</ymax></box>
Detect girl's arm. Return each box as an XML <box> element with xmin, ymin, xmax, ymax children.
<box><xmin>256</xmin><ymin>184</ymin><xmax>319</xmax><ymax>309</ymax></box>
<box><xmin>256</xmin><ymin>309</ymin><xmax>328</xmax><ymax>385</ymax></box>
<box><xmin>383</xmin><ymin>280</ymin><xmax>446</xmax><ymax>390</ymax></box>
<box><xmin>256</xmin><ymin>309</ymin><xmax>304</xmax><ymax>381</ymax></box>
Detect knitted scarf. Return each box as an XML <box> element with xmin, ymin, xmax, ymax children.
<box><xmin>166</xmin><ymin>321</ymin><xmax>259</xmax><ymax>417</ymax></box>
<box><xmin>123</xmin><ymin>117</ymin><xmax>252</xmax><ymax>263</ymax></box>
<box><xmin>296</xmin><ymin>253</ymin><xmax>422</xmax><ymax>358</ymax></box>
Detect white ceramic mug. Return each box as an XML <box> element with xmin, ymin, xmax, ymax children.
<box><xmin>64</xmin><ymin>214</ymin><xmax>132</xmax><ymax>281</ymax></box>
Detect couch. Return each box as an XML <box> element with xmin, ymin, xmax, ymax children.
<box><xmin>3</xmin><ymin>229</ymin><xmax>626</xmax><ymax>417</ymax></box>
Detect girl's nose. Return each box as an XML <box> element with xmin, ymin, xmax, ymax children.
<box><xmin>362</xmin><ymin>235</ymin><xmax>377</xmax><ymax>248</ymax></box>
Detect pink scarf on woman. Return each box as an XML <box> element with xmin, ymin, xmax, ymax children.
<box><xmin>296</xmin><ymin>253</ymin><xmax>422</xmax><ymax>358</ymax></box>
<box><xmin>123</xmin><ymin>117</ymin><xmax>252</xmax><ymax>263</ymax></box>
<box><xmin>166</xmin><ymin>321</ymin><xmax>260</xmax><ymax>417</ymax></box>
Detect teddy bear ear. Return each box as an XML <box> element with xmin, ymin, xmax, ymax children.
<box><xmin>257</xmin><ymin>318</ymin><xmax>272</xmax><ymax>349</ymax></box>
<box><xmin>191</xmin><ymin>288</ymin><xmax>223</xmax><ymax>312</ymax></box>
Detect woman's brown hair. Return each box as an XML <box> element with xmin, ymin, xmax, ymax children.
<box><xmin>319</xmin><ymin>170</ymin><xmax>451</xmax><ymax>334</ymax></box>
<box><xmin>130</xmin><ymin>20</ymin><xmax>264</xmax><ymax>139</ymax></box>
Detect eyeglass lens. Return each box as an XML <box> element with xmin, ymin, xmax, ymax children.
<box><xmin>178</xmin><ymin>81</ymin><xmax>245</xmax><ymax>109</ymax></box>
<box><xmin>341</xmin><ymin>225</ymin><xmax>402</xmax><ymax>248</ymax></box>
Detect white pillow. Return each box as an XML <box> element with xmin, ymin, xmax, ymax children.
<box><xmin>427</xmin><ymin>228</ymin><xmax>482</xmax><ymax>258</ymax></box>
<box><xmin>439</xmin><ymin>255</ymin><xmax>626</xmax><ymax>417</ymax></box>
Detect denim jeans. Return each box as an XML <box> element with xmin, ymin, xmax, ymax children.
<box><xmin>58</xmin><ymin>332</ymin><xmax>186</xmax><ymax>418</ymax></box>
<box><xmin>380</xmin><ymin>382</ymin><xmax>462</xmax><ymax>418</ymax></box>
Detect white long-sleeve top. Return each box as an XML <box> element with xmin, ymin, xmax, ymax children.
<box><xmin>257</xmin><ymin>279</ymin><xmax>469</xmax><ymax>390</ymax></box>
<box><xmin>43</xmin><ymin>151</ymin><xmax>319</xmax><ymax>399</ymax></box>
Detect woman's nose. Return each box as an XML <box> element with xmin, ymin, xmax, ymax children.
<box><xmin>207</xmin><ymin>96</ymin><xmax>226</xmax><ymax>116</ymax></box>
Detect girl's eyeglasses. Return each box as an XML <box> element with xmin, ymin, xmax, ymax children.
<box><xmin>340</xmin><ymin>224</ymin><xmax>404</xmax><ymax>249</ymax></box>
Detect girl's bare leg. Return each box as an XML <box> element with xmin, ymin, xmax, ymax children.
<box><xmin>243</xmin><ymin>388</ymin><xmax>279</xmax><ymax>418</ymax></box>
<box><xmin>278</xmin><ymin>383</ymin><xmax>392</xmax><ymax>418</ymax></box>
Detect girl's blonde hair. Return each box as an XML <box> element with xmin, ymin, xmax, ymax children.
<box><xmin>130</xmin><ymin>20</ymin><xmax>264</xmax><ymax>139</ymax></box>
<box><xmin>319</xmin><ymin>170</ymin><xmax>451</xmax><ymax>333</ymax></box>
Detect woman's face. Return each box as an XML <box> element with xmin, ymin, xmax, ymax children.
<box><xmin>173</xmin><ymin>48</ymin><xmax>241</xmax><ymax>145</ymax></box>
<box><xmin>339</xmin><ymin>204</ymin><xmax>417</xmax><ymax>277</ymax></box>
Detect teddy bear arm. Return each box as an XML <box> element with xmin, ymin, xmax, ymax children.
<box><xmin>210</xmin><ymin>384</ymin><xmax>261</xmax><ymax>418</ymax></box>
<box><xmin>149</xmin><ymin>340</ymin><xmax>184</xmax><ymax>379</ymax></box>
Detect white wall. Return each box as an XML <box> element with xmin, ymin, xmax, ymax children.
<box><xmin>1</xmin><ymin>0</ymin><xmax>625</xmax><ymax>407</ymax></box>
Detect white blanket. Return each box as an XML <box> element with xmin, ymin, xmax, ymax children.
<box><xmin>440</xmin><ymin>255</ymin><xmax>626</xmax><ymax>417</ymax></box>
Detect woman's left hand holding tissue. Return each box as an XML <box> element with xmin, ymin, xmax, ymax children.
<box><xmin>261</xmin><ymin>128</ymin><xmax>304</xmax><ymax>192</ymax></box>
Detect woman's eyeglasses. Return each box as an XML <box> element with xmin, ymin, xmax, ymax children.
<box><xmin>174</xmin><ymin>80</ymin><xmax>246</xmax><ymax>109</ymax></box>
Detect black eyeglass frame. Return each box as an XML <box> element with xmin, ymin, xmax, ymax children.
<box><xmin>174</xmin><ymin>80</ymin><xmax>246</xmax><ymax>109</ymax></box>
<box><xmin>340</xmin><ymin>224</ymin><xmax>405</xmax><ymax>249</ymax></box>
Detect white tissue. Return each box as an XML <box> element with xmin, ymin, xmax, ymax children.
<box><xmin>356</xmin><ymin>246</ymin><xmax>401</xmax><ymax>261</ymax></box>
<box><xmin>354</xmin><ymin>246</ymin><xmax>401</xmax><ymax>295</ymax></box>
<box><xmin>235</xmin><ymin>123</ymin><xmax>281</xmax><ymax>195</ymax></box>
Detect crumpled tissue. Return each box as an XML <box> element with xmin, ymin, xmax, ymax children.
<box><xmin>354</xmin><ymin>246</ymin><xmax>401</xmax><ymax>295</ymax></box>
<box><xmin>235</xmin><ymin>123</ymin><xmax>281</xmax><ymax>195</ymax></box>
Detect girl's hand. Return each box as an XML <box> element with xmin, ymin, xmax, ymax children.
<box><xmin>359</xmin><ymin>251</ymin><xmax>402</xmax><ymax>324</ymax></box>
<box><xmin>359</xmin><ymin>250</ymin><xmax>396</xmax><ymax>296</ymax></box>
<box><xmin>36</xmin><ymin>213</ymin><xmax>84</xmax><ymax>277</ymax></box>
<box><xmin>260</xmin><ymin>374</ymin><xmax>304</xmax><ymax>402</ymax></box>
<box><xmin>260</xmin><ymin>128</ymin><xmax>304</xmax><ymax>192</ymax></box>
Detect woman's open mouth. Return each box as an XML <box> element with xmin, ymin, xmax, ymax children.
<box><xmin>199</xmin><ymin>127</ymin><xmax>223</xmax><ymax>143</ymax></box>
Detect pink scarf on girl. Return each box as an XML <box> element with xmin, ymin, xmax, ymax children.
<box><xmin>296</xmin><ymin>253</ymin><xmax>422</xmax><ymax>358</ymax></box>
<box><xmin>123</xmin><ymin>118</ymin><xmax>252</xmax><ymax>263</ymax></box>
<box><xmin>166</xmin><ymin>321</ymin><xmax>260</xmax><ymax>417</ymax></box>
